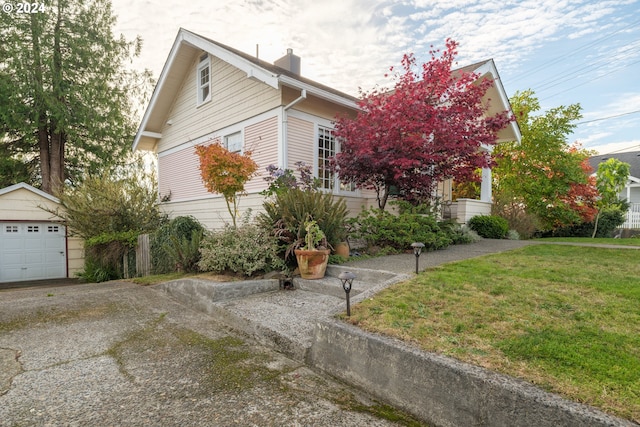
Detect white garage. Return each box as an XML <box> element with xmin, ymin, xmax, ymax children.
<box><xmin>0</xmin><ymin>221</ymin><xmax>67</xmax><ymax>282</ymax></box>
<box><xmin>0</xmin><ymin>183</ymin><xmax>83</xmax><ymax>283</ymax></box>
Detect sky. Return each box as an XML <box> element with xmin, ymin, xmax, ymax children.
<box><xmin>112</xmin><ymin>0</ymin><xmax>640</xmax><ymax>155</ymax></box>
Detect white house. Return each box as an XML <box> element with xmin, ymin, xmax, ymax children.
<box><xmin>590</xmin><ymin>151</ymin><xmax>640</xmax><ymax>229</ymax></box>
<box><xmin>133</xmin><ymin>28</ymin><xmax>521</xmax><ymax>229</ymax></box>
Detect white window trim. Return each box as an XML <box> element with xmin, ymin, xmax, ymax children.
<box><xmin>315</xmin><ymin>123</ymin><xmax>360</xmax><ymax>196</ymax></box>
<box><xmin>196</xmin><ymin>54</ymin><xmax>211</xmax><ymax>106</ymax></box>
<box><xmin>224</xmin><ymin>131</ymin><xmax>243</xmax><ymax>154</ymax></box>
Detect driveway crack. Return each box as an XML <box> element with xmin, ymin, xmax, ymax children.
<box><xmin>0</xmin><ymin>347</ymin><xmax>23</xmax><ymax>395</ymax></box>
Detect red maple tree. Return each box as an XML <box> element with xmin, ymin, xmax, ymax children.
<box><xmin>195</xmin><ymin>142</ymin><xmax>257</xmax><ymax>227</ymax></box>
<box><xmin>332</xmin><ymin>39</ymin><xmax>513</xmax><ymax>210</ymax></box>
<box><xmin>561</xmin><ymin>158</ymin><xmax>599</xmax><ymax>224</ymax></box>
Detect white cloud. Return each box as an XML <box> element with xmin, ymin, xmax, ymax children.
<box><xmin>110</xmin><ymin>0</ymin><xmax>639</xmax><ymax>146</ymax></box>
<box><xmin>589</xmin><ymin>140</ymin><xmax>640</xmax><ymax>155</ymax></box>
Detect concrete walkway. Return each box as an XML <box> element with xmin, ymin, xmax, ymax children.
<box><xmin>343</xmin><ymin>238</ymin><xmax>538</xmax><ymax>274</ymax></box>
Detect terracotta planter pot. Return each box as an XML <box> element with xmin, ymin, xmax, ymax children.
<box><xmin>334</xmin><ymin>242</ymin><xmax>350</xmax><ymax>258</ymax></box>
<box><xmin>294</xmin><ymin>249</ymin><xmax>331</xmax><ymax>279</ymax></box>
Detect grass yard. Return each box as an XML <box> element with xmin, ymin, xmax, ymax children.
<box><xmin>345</xmin><ymin>244</ymin><xmax>640</xmax><ymax>423</ymax></box>
<box><xmin>536</xmin><ymin>237</ymin><xmax>640</xmax><ymax>246</ymax></box>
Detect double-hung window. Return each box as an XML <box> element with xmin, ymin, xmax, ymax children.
<box><xmin>197</xmin><ymin>54</ymin><xmax>211</xmax><ymax>105</ymax></box>
<box><xmin>317</xmin><ymin>125</ymin><xmax>356</xmax><ymax>192</ymax></box>
<box><xmin>225</xmin><ymin>132</ymin><xmax>242</xmax><ymax>154</ymax></box>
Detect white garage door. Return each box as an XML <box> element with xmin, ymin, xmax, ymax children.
<box><xmin>0</xmin><ymin>222</ymin><xmax>67</xmax><ymax>283</ymax></box>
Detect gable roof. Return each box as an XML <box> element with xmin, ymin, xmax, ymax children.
<box><xmin>133</xmin><ymin>28</ymin><xmax>521</xmax><ymax>152</ymax></box>
<box><xmin>589</xmin><ymin>151</ymin><xmax>640</xmax><ymax>180</ymax></box>
<box><xmin>0</xmin><ymin>182</ymin><xmax>60</xmax><ymax>203</ymax></box>
<box><xmin>455</xmin><ymin>59</ymin><xmax>521</xmax><ymax>144</ymax></box>
<box><xmin>133</xmin><ymin>28</ymin><xmax>359</xmax><ymax>152</ymax></box>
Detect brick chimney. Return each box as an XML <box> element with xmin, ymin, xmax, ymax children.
<box><xmin>274</xmin><ymin>48</ymin><xmax>301</xmax><ymax>74</ymax></box>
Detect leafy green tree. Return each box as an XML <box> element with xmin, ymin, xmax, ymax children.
<box><xmin>493</xmin><ymin>90</ymin><xmax>594</xmax><ymax>231</ymax></box>
<box><xmin>592</xmin><ymin>158</ymin><xmax>630</xmax><ymax>237</ymax></box>
<box><xmin>51</xmin><ymin>171</ymin><xmax>165</xmax><ymax>240</ymax></box>
<box><xmin>0</xmin><ymin>0</ymin><xmax>152</xmax><ymax>194</ymax></box>
<box><xmin>48</xmin><ymin>170</ymin><xmax>166</xmax><ymax>281</ymax></box>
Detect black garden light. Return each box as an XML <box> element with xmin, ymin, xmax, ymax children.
<box><xmin>338</xmin><ymin>271</ymin><xmax>356</xmax><ymax>316</ymax></box>
<box><xmin>411</xmin><ymin>242</ymin><xmax>425</xmax><ymax>274</ymax></box>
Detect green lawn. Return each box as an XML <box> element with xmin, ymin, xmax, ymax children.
<box><xmin>345</xmin><ymin>244</ymin><xmax>640</xmax><ymax>423</ymax></box>
<box><xmin>535</xmin><ymin>236</ymin><xmax>640</xmax><ymax>246</ymax></box>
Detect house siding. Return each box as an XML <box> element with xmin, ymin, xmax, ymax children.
<box><xmin>158</xmin><ymin>114</ymin><xmax>280</xmax><ymax>203</ymax></box>
<box><xmin>148</xmin><ymin>42</ymin><xmax>375</xmax><ymax>230</ymax></box>
<box><xmin>157</xmin><ymin>54</ymin><xmax>282</xmax><ymax>154</ymax></box>
<box><xmin>287</xmin><ymin>116</ymin><xmax>315</xmax><ymax>169</ymax></box>
<box><xmin>158</xmin><ymin>137</ymin><xmax>217</xmax><ymax>202</ymax></box>
<box><xmin>160</xmin><ymin>193</ymin><xmax>267</xmax><ymax>230</ymax></box>
<box><xmin>245</xmin><ymin>116</ymin><xmax>279</xmax><ymax>193</ymax></box>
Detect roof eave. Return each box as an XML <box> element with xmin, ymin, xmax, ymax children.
<box><xmin>0</xmin><ymin>182</ymin><xmax>60</xmax><ymax>203</ymax></box>
<box><xmin>132</xmin><ymin>29</ymin><xmax>282</xmax><ymax>153</ymax></box>
<box><xmin>278</xmin><ymin>75</ymin><xmax>359</xmax><ymax>110</ymax></box>
<box><xmin>469</xmin><ymin>59</ymin><xmax>522</xmax><ymax>144</ymax></box>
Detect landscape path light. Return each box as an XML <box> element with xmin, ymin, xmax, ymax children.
<box><xmin>338</xmin><ymin>271</ymin><xmax>356</xmax><ymax>316</ymax></box>
<box><xmin>411</xmin><ymin>242</ymin><xmax>425</xmax><ymax>274</ymax></box>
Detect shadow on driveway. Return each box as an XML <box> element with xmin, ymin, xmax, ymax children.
<box><xmin>0</xmin><ymin>278</ymin><xmax>82</xmax><ymax>291</ymax></box>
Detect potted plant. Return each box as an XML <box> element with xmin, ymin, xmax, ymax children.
<box><xmin>294</xmin><ymin>219</ymin><xmax>331</xmax><ymax>279</ymax></box>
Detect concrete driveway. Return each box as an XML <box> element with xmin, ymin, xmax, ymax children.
<box><xmin>0</xmin><ymin>281</ymin><xmax>418</xmax><ymax>426</ymax></box>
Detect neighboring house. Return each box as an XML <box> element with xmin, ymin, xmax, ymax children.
<box><xmin>133</xmin><ymin>28</ymin><xmax>520</xmax><ymax>229</ymax></box>
<box><xmin>0</xmin><ymin>183</ymin><xmax>83</xmax><ymax>283</ymax></box>
<box><xmin>589</xmin><ymin>151</ymin><xmax>640</xmax><ymax>229</ymax></box>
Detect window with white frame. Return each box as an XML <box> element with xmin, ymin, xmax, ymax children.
<box><xmin>225</xmin><ymin>132</ymin><xmax>242</xmax><ymax>153</ymax></box>
<box><xmin>197</xmin><ymin>54</ymin><xmax>211</xmax><ymax>105</ymax></box>
<box><xmin>317</xmin><ymin>125</ymin><xmax>355</xmax><ymax>192</ymax></box>
<box><xmin>318</xmin><ymin>126</ymin><xmax>335</xmax><ymax>190</ymax></box>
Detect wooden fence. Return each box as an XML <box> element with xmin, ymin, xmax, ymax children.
<box><xmin>136</xmin><ymin>234</ymin><xmax>151</xmax><ymax>277</ymax></box>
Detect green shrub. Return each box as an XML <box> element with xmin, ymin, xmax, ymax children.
<box><xmin>348</xmin><ymin>208</ymin><xmax>452</xmax><ymax>252</ymax></box>
<box><xmin>77</xmin><ymin>256</ymin><xmax>119</xmax><ymax>283</ymax></box>
<box><xmin>79</xmin><ymin>230</ymin><xmax>138</xmax><ymax>282</ymax></box>
<box><xmin>258</xmin><ymin>189</ymin><xmax>348</xmax><ymax>260</ymax></box>
<box><xmin>439</xmin><ymin>220</ymin><xmax>481</xmax><ymax>244</ymax></box>
<box><xmin>551</xmin><ymin>207</ymin><xmax>626</xmax><ymax>238</ymax></box>
<box><xmin>163</xmin><ymin>230</ymin><xmax>203</xmax><ymax>273</ymax></box>
<box><xmin>468</xmin><ymin>215</ymin><xmax>509</xmax><ymax>239</ymax></box>
<box><xmin>506</xmin><ymin>229</ymin><xmax>521</xmax><ymax>240</ymax></box>
<box><xmin>198</xmin><ymin>222</ymin><xmax>286</xmax><ymax>276</ymax></box>
<box><xmin>151</xmin><ymin>216</ymin><xmax>205</xmax><ymax>274</ymax></box>
<box><xmin>492</xmin><ymin>195</ymin><xmax>539</xmax><ymax>239</ymax></box>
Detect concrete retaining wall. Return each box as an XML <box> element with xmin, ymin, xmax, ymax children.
<box><xmin>156</xmin><ymin>278</ymin><xmax>280</xmax><ymax>310</ymax></box>
<box><xmin>309</xmin><ymin>319</ymin><xmax>634</xmax><ymax>427</ymax></box>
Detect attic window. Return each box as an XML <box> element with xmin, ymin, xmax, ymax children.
<box><xmin>197</xmin><ymin>54</ymin><xmax>211</xmax><ymax>105</ymax></box>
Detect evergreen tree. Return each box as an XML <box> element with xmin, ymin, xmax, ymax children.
<box><xmin>0</xmin><ymin>0</ymin><xmax>152</xmax><ymax>193</ymax></box>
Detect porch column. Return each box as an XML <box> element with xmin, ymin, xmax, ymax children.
<box><xmin>627</xmin><ymin>185</ymin><xmax>631</xmax><ymax>202</ymax></box>
<box><xmin>480</xmin><ymin>167</ymin><xmax>492</xmax><ymax>203</ymax></box>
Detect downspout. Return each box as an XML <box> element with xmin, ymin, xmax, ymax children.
<box><xmin>281</xmin><ymin>89</ymin><xmax>307</xmax><ymax>168</ymax></box>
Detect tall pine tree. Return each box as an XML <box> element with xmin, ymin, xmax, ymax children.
<box><xmin>0</xmin><ymin>0</ymin><xmax>152</xmax><ymax>194</ymax></box>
